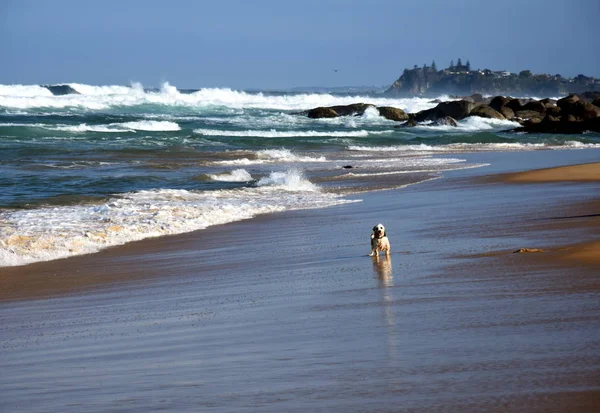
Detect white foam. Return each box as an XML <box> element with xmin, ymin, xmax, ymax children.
<box><xmin>208</xmin><ymin>169</ymin><xmax>253</xmax><ymax>182</ymax></box>
<box><xmin>347</xmin><ymin>141</ymin><xmax>600</xmax><ymax>153</ymax></box>
<box><xmin>416</xmin><ymin>116</ymin><xmax>521</xmax><ymax>132</ymax></box>
<box><xmin>0</xmin><ymin>84</ymin><xmax>54</xmax><ymax>97</ymax></box>
<box><xmin>211</xmin><ymin>148</ymin><xmax>327</xmax><ymax>165</ymax></box>
<box><xmin>54</xmin><ymin>123</ymin><xmax>131</xmax><ymax>133</ymax></box>
<box><xmin>119</xmin><ymin>120</ymin><xmax>181</xmax><ymax>131</ymax></box>
<box><xmin>256</xmin><ymin>169</ymin><xmax>319</xmax><ymax>192</ymax></box>
<box><xmin>68</xmin><ymin>82</ymin><xmax>144</xmax><ymax>96</ymax></box>
<box><xmin>0</xmin><ymin>170</ymin><xmax>355</xmax><ymax>267</ymax></box>
<box><xmin>193</xmin><ymin>128</ymin><xmax>390</xmax><ymax>138</ymax></box>
<box><xmin>0</xmin><ymin>81</ymin><xmax>441</xmax><ymax>112</ymax></box>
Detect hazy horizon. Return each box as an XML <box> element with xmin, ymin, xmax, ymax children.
<box><xmin>1</xmin><ymin>0</ymin><xmax>599</xmax><ymax>90</ymax></box>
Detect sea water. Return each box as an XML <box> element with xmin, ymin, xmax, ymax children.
<box><xmin>1</xmin><ymin>82</ymin><xmax>599</xmax><ymax>266</ymax></box>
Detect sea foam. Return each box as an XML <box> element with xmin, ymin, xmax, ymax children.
<box><xmin>0</xmin><ymin>81</ymin><xmax>439</xmax><ymax>113</ymax></box>
<box><xmin>0</xmin><ymin>170</ymin><xmax>354</xmax><ymax>267</ymax></box>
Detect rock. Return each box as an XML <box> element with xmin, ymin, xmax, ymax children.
<box><xmin>523</xmin><ymin>116</ymin><xmax>543</xmax><ymax>126</ymax></box>
<box><xmin>499</xmin><ymin>106</ymin><xmax>516</xmax><ymax>120</ymax></box>
<box><xmin>515</xmin><ymin>110</ymin><xmax>544</xmax><ymax>120</ymax></box>
<box><xmin>545</xmin><ymin>105</ymin><xmax>562</xmax><ymax>116</ymax></box>
<box><xmin>585</xmin><ymin>116</ymin><xmax>600</xmax><ymax>132</ymax></box>
<box><xmin>557</xmin><ymin>94</ymin><xmax>579</xmax><ymax>109</ymax></box>
<box><xmin>414</xmin><ymin>100</ymin><xmax>475</xmax><ymax>122</ymax></box>
<box><xmin>329</xmin><ymin>103</ymin><xmax>375</xmax><ymax>116</ymax></box>
<box><xmin>593</xmin><ymin>98</ymin><xmax>600</xmax><ymax>108</ymax></box>
<box><xmin>307</xmin><ymin>107</ymin><xmax>339</xmax><ymax>119</ymax></box>
<box><xmin>565</xmin><ymin>114</ymin><xmax>579</xmax><ymax>122</ymax></box>
<box><xmin>469</xmin><ymin>105</ymin><xmax>506</xmax><ymax>120</ymax></box>
<box><xmin>505</xmin><ymin>98</ymin><xmax>526</xmax><ymax>112</ymax></box>
<box><xmin>510</xmin><ymin>115</ymin><xmax>600</xmax><ymax>134</ymax></box>
<box><xmin>306</xmin><ymin>103</ymin><xmax>376</xmax><ymax>119</ymax></box>
<box><xmin>437</xmin><ymin>100</ymin><xmax>475</xmax><ymax>119</ymax></box>
<box><xmin>43</xmin><ymin>84</ymin><xmax>81</xmax><ymax>95</ymax></box>
<box><xmin>429</xmin><ymin>99</ymin><xmax>442</xmax><ymax>104</ymax></box>
<box><xmin>513</xmin><ymin>248</ymin><xmax>544</xmax><ymax>253</ymax></box>
<box><xmin>432</xmin><ymin>116</ymin><xmax>458</xmax><ymax>127</ymax></box>
<box><xmin>399</xmin><ymin>119</ymin><xmax>418</xmax><ymax>127</ymax></box>
<box><xmin>489</xmin><ymin>96</ymin><xmax>511</xmax><ymax>112</ymax></box>
<box><xmin>540</xmin><ymin>98</ymin><xmax>557</xmax><ymax>108</ymax></box>
<box><xmin>521</xmin><ymin>100</ymin><xmax>547</xmax><ymax>114</ymax></box>
<box><xmin>342</xmin><ymin>165</ymin><xmax>353</xmax><ymax>169</ymax></box>
<box><xmin>571</xmin><ymin>101</ymin><xmax>600</xmax><ymax>120</ymax></box>
<box><xmin>377</xmin><ymin>106</ymin><xmax>409</xmax><ymax>121</ymax></box>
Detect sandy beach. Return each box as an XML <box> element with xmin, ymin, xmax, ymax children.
<box><xmin>1</xmin><ymin>150</ymin><xmax>599</xmax><ymax>412</ymax></box>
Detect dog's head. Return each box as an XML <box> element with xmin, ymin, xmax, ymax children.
<box><xmin>372</xmin><ymin>223</ymin><xmax>386</xmax><ymax>238</ymax></box>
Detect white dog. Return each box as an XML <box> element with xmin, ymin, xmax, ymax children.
<box><xmin>369</xmin><ymin>223</ymin><xmax>390</xmax><ymax>257</ymax></box>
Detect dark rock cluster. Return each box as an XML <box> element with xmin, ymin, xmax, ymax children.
<box><xmin>42</xmin><ymin>84</ymin><xmax>81</xmax><ymax>96</ymax></box>
<box><xmin>303</xmin><ymin>91</ymin><xmax>600</xmax><ymax>134</ymax></box>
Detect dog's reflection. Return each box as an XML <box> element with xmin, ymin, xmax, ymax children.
<box><xmin>372</xmin><ymin>255</ymin><xmax>393</xmax><ymax>287</ymax></box>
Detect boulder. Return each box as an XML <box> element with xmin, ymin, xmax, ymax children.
<box><xmin>489</xmin><ymin>96</ymin><xmax>511</xmax><ymax>112</ymax></box>
<box><xmin>307</xmin><ymin>107</ymin><xmax>339</xmax><ymax>118</ymax></box>
<box><xmin>377</xmin><ymin>106</ymin><xmax>409</xmax><ymax>121</ymax></box>
<box><xmin>557</xmin><ymin>94</ymin><xmax>580</xmax><ymax>109</ymax></box>
<box><xmin>505</xmin><ymin>98</ymin><xmax>525</xmax><ymax>112</ymax></box>
<box><xmin>571</xmin><ymin>101</ymin><xmax>600</xmax><ymax>120</ymax></box>
<box><xmin>306</xmin><ymin>103</ymin><xmax>377</xmax><ymax>118</ymax></box>
<box><xmin>499</xmin><ymin>106</ymin><xmax>516</xmax><ymax>120</ymax></box>
<box><xmin>585</xmin><ymin>116</ymin><xmax>600</xmax><ymax>132</ymax></box>
<box><xmin>469</xmin><ymin>105</ymin><xmax>506</xmax><ymax>120</ymax></box>
<box><xmin>540</xmin><ymin>98</ymin><xmax>557</xmax><ymax>108</ymax></box>
<box><xmin>329</xmin><ymin>103</ymin><xmax>375</xmax><ymax>116</ymax></box>
<box><xmin>414</xmin><ymin>100</ymin><xmax>474</xmax><ymax>122</ymax></box>
<box><xmin>521</xmin><ymin>100</ymin><xmax>547</xmax><ymax>114</ymax></box>
<box><xmin>432</xmin><ymin>116</ymin><xmax>458</xmax><ymax>127</ymax></box>
<box><xmin>510</xmin><ymin>114</ymin><xmax>600</xmax><ymax>134</ymax></box>
<box><xmin>565</xmin><ymin>114</ymin><xmax>579</xmax><ymax>122</ymax></box>
<box><xmin>515</xmin><ymin>110</ymin><xmax>544</xmax><ymax>120</ymax></box>
<box><xmin>593</xmin><ymin>97</ymin><xmax>600</xmax><ymax>108</ymax></box>
<box><xmin>399</xmin><ymin>119</ymin><xmax>419</xmax><ymax>127</ymax></box>
<box><xmin>545</xmin><ymin>105</ymin><xmax>562</xmax><ymax>116</ymax></box>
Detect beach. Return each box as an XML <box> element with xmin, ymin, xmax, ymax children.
<box><xmin>1</xmin><ymin>149</ymin><xmax>599</xmax><ymax>413</ymax></box>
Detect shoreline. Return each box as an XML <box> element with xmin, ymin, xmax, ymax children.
<box><xmin>2</xmin><ymin>159</ymin><xmax>599</xmax><ymax>302</ymax></box>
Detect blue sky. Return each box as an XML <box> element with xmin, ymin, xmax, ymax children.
<box><xmin>1</xmin><ymin>0</ymin><xmax>599</xmax><ymax>89</ymax></box>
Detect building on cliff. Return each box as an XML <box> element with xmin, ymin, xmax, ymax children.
<box><xmin>385</xmin><ymin>63</ymin><xmax>600</xmax><ymax>97</ymax></box>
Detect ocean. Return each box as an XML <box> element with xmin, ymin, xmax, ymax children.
<box><xmin>1</xmin><ymin>82</ymin><xmax>599</xmax><ymax>267</ymax></box>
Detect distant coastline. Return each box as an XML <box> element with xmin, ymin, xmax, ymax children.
<box><xmin>385</xmin><ymin>60</ymin><xmax>600</xmax><ymax>97</ymax></box>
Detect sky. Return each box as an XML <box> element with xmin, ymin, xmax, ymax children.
<box><xmin>1</xmin><ymin>0</ymin><xmax>599</xmax><ymax>90</ymax></box>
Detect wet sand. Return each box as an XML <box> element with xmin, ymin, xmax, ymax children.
<box><xmin>503</xmin><ymin>162</ymin><xmax>600</xmax><ymax>183</ymax></box>
<box><xmin>1</xmin><ymin>150</ymin><xmax>599</xmax><ymax>412</ymax></box>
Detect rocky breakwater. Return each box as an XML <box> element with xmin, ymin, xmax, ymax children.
<box><xmin>306</xmin><ymin>104</ymin><xmax>409</xmax><ymax>122</ymax></box>
<box><xmin>303</xmin><ymin>91</ymin><xmax>600</xmax><ymax>134</ymax></box>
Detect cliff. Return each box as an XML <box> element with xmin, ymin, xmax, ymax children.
<box><xmin>385</xmin><ymin>66</ymin><xmax>600</xmax><ymax>97</ymax></box>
